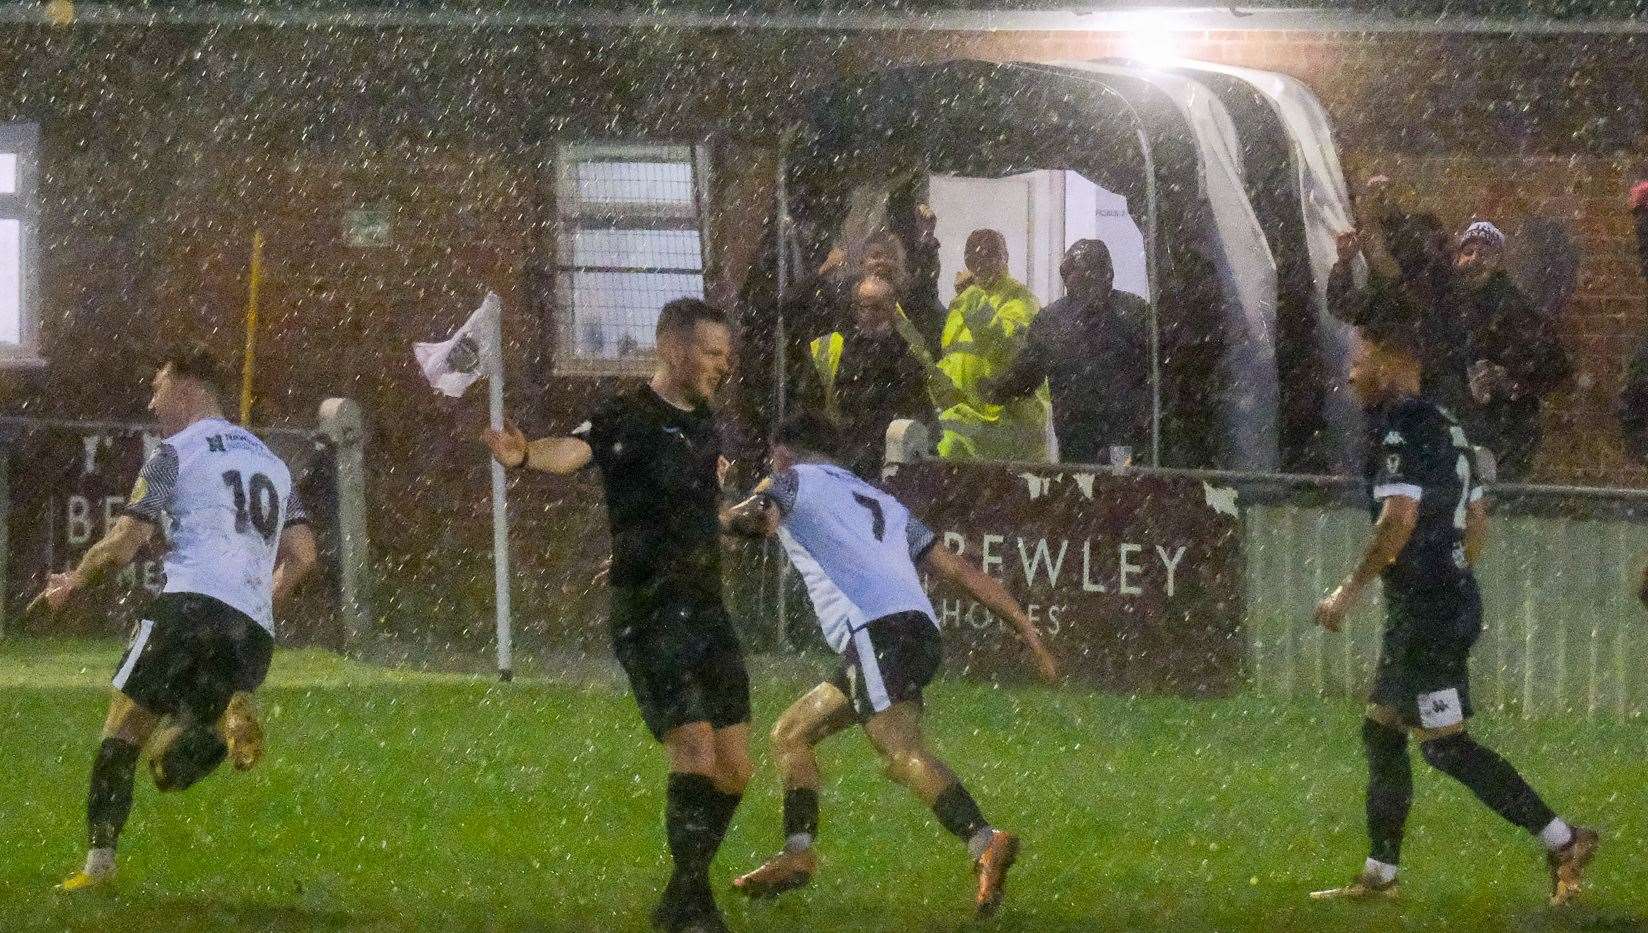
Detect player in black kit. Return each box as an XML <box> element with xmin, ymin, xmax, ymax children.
<box><xmin>484</xmin><ymin>298</ymin><xmax>750</xmax><ymax>933</ymax></box>
<box><xmin>1309</xmin><ymin>324</ymin><xmax>1598</xmax><ymax>906</ymax></box>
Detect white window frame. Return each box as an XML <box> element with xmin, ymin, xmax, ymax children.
<box><xmin>0</xmin><ymin>122</ymin><xmax>41</xmax><ymax>367</ymax></box>
<box><xmin>551</xmin><ymin>141</ymin><xmax>712</xmax><ymax>376</ymax></box>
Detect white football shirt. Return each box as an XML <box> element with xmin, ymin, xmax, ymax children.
<box><xmin>123</xmin><ymin>417</ymin><xmax>308</xmax><ymax>633</ymax></box>
<box><xmin>769</xmin><ymin>462</ymin><xmax>939</xmax><ymax>653</ymax></box>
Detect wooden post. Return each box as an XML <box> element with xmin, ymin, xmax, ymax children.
<box><xmin>240</xmin><ymin>230</ymin><xmax>264</xmax><ymax>425</ymax></box>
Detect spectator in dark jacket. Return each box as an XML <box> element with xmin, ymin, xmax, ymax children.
<box><xmin>799</xmin><ymin>273</ymin><xmax>932</xmax><ymax>477</ymax></box>
<box><xmin>1618</xmin><ymin>181</ymin><xmax>1648</xmax><ymax>465</ymax></box>
<box><xmin>985</xmin><ymin>239</ymin><xmax>1152</xmax><ymax>465</ymax></box>
<box><xmin>1452</xmin><ymin>221</ymin><xmax>1573</xmax><ymax>481</ymax></box>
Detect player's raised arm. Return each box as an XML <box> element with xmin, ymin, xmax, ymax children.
<box><xmin>919</xmin><ymin>543</ymin><xmax>1059</xmax><ymax>683</ymax></box>
<box><xmin>483</xmin><ymin>418</ymin><xmax>592</xmax><ymax>475</ymax></box>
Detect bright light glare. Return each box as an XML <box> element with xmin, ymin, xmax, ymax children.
<box><xmin>1120</xmin><ymin>12</ymin><xmax>1183</xmax><ymax>67</ymax></box>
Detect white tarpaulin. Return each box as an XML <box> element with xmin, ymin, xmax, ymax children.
<box><xmin>1060</xmin><ymin>60</ymin><xmax>1282</xmax><ymax>473</ymax></box>
<box><xmin>1176</xmin><ymin>60</ymin><xmax>1365</xmax><ymax>462</ymax></box>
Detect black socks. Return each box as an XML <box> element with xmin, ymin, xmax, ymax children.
<box><xmin>664</xmin><ymin>773</ymin><xmax>741</xmax><ymax>884</ymax></box>
<box><xmin>87</xmin><ymin>738</ymin><xmax>140</xmax><ymax>851</ymax></box>
<box><xmin>1362</xmin><ymin>717</ymin><xmax>1412</xmax><ymax>866</ymax></box>
<box><xmin>1420</xmin><ymin>733</ymin><xmax>1557</xmax><ymax>834</ymax></box>
<box><xmin>783</xmin><ymin>787</ymin><xmax>819</xmax><ymax>844</ymax></box>
<box><xmin>931</xmin><ymin>782</ymin><xmax>989</xmax><ymax>843</ymax></box>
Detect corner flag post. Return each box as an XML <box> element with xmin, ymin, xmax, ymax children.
<box><xmin>410</xmin><ymin>291</ymin><xmax>515</xmax><ymax>682</ymax></box>
<box><xmin>486</xmin><ymin>300</ymin><xmax>514</xmax><ymax>682</ymax></box>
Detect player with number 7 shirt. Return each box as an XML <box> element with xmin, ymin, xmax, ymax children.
<box><xmin>33</xmin><ymin>344</ymin><xmax>318</xmax><ymax>893</ymax></box>
<box><xmin>1309</xmin><ymin>325</ymin><xmax>1598</xmax><ymax>906</ymax></box>
<box><xmin>720</xmin><ymin>412</ymin><xmax>1059</xmax><ymax>920</ymax></box>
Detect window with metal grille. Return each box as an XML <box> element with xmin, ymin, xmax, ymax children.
<box><xmin>0</xmin><ymin>123</ymin><xmax>40</xmax><ymax>366</ymax></box>
<box><xmin>553</xmin><ymin>142</ymin><xmax>709</xmax><ymax>373</ymax></box>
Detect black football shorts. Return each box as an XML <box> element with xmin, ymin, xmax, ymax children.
<box><xmin>829</xmin><ymin>611</ymin><xmax>943</xmax><ymax>721</ymax></box>
<box><xmin>611</xmin><ymin>591</ymin><xmax>752</xmax><ymax>742</ymax></box>
<box><xmin>1370</xmin><ymin>580</ymin><xmax>1483</xmax><ymax>731</ymax></box>
<box><xmin>112</xmin><ymin>592</ymin><xmax>275</xmax><ymax>724</ymax></box>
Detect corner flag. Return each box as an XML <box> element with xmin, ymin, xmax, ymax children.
<box><xmin>413</xmin><ymin>292</ymin><xmax>501</xmax><ymax>398</ymax></box>
<box><xmin>411</xmin><ymin>290</ymin><xmax>515</xmax><ymax>682</ymax></box>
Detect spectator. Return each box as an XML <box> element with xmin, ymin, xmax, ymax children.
<box><xmin>1327</xmin><ymin>176</ymin><xmax>1470</xmax><ymax>412</ymax></box>
<box><xmin>890</xmin><ymin>202</ymin><xmax>947</xmax><ymax>350</ymax></box>
<box><xmin>1617</xmin><ymin>181</ymin><xmax>1648</xmax><ymax>462</ymax></box>
<box><xmin>846</xmin><ymin>217</ymin><xmax>947</xmax><ymax>353</ymax></box>
<box><xmin>801</xmin><ymin>274</ymin><xmax>931</xmax><ymax>477</ymax></box>
<box><xmin>788</xmin><ymin>222</ymin><xmax>943</xmax><ymax>371</ymax></box>
<box><xmin>929</xmin><ymin>229</ymin><xmax>1050</xmax><ymax>462</ymax></box>
<box><xmin>1452</xmin><ymin>220</ymin><xmax>1573</xmax><ymax>481</ymax></box>
<box><xmin>985</xmin><ymin>239</ymin><xmax>1151</xmax><ymax>465</ymax></box>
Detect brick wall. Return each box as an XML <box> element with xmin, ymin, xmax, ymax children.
<box><xmin>1</xmin><ymin>22</ymin><xmax>1643</xmax><ymax>641</ymax></box>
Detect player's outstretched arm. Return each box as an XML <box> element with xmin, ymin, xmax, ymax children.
<box><xmin>1314</xmin><ymin>495</ymin><xmax>1418</xmax><ymax>632</ymax></box>
<box><xmin>27</xmin><ymin>515</ymin><xmax>154</xmax><ymax>615</ymax></box>
<box><xmin>273</xmin><ymin>522</ymin><xmax>319</xmax><ymax>608</ymax></box>
<box><xmin>921</xmin><ymin>544</ymin><xmax>1059</xmax><ymax>683</ymax></box>
<box><xmin>720</xmin><ymin>478</ymin><xmax>780</xmax><ymax>539</ymax></box>
<box><xmin>483</xmin><ymin>418</ymin><xmax>592</xmax><ymax>475</ymax></box>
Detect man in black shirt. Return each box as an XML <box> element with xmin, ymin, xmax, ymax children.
<box><xmin>485</xmin><ymin>298</ymin><xmax>750</xmax><ymax>933</ymax></box>
<box><xmin>1309</xmin><ymin>325</ymin><xmax>1598</xmax><ymax>906</ymax></box>
<box><xmin>986</xmin><ymin>239</ymin><xmax>1151</xmax><ymax>465</ymax></box>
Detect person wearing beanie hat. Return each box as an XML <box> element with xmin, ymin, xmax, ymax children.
<box><xmin>1458</xmin><ymin>220</ymin><xmax>1507</xmax><ymax>251</ymax></box>
<box><xmin>1452</xmin><ymin>219</ymin><xmax>1572</xmax><ymax>482</ymax></box>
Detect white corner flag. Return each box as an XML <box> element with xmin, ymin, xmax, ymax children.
<box><xmin>414</xmin><ymin>292</ymin><xmax>501</xmax><ymax>398</ymax></box>
<box><xmin>412</xmin><ymin>291</ymin><xmax>515</xmax><ymax>682</ymax></box>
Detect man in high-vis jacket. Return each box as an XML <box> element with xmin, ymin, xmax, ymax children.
<box><xmin>930</xmin><ymin>229</ymin><xmax>1050</xmax><ymax>462</ymax></box>
<box><xmin>803</xmin><ymin>274</ymin><xmax>930</xmax><ymax>477</ymax></box>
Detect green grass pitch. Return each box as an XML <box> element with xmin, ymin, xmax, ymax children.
<box><xmin>1</xmin><ymin>639</ymin><xmax>1643</xmax><ymax>931</ymax></box>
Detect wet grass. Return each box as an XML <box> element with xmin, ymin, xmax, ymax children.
<box><xmin>1</xmin><ymin>638</ymin><xmax>1643</xmax><ymax>931</ymax></box>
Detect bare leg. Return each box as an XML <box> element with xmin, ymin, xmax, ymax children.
<box><xmin>861</xmin><ymin>701</ymin><xmax>957</xmax><ymax>807</ymax></box>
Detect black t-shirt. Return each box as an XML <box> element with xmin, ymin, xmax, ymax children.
<box><xmin>1365</xmin><ymin>395</ymin><xmax>1482</xmax><ymax>596</ymax></box>
<box><xmin>573</xmin><ymin>386</ymin><xmax>722</xmax><ymax>605</ymax></box>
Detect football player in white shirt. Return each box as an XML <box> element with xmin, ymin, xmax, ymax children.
<box><xmin>32</xmin><ymin>345</ymin><xmax>318</xmax><ymax>891</ymax></box>
<box><xmin>721</xmin><ymin>412</ymin><xmax>1057</xmax><ymax>919</ymax></box>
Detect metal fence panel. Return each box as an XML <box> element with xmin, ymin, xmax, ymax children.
<box><xmin>1245</xmin><ymin>499</ymin><xmax>1648</xmax><ymax>719</ymax></box>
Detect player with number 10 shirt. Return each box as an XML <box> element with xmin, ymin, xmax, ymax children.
<box><xmin>38</xmin><ymin>343</ymin><xmax>318</xmax><ymax>892</ymax></box>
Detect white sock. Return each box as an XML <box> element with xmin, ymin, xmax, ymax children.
<box><xmin>967</xmin><ymin>827</ymin><xmax>996</xmax><ymax>861</ymax></box>
<box><xmin>1538</xmin><ymin>817</ymin><xmax>1574</xmax><ymax>852</ymax></box>
<box><xmin>784</xmin><ymin>832</ymin><xmax>814</xmax><ymax>854</ymax></box>
<box><xmin>84</xmin><ymin>847</ymin><xmax>114</xmax><ymax>877</ymax></box>
<box><xmin>1363</xmin><ymin>857</ymin><xmax>1398</xmax><ymax>885</ymax></box>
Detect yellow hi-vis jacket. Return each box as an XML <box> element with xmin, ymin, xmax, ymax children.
<box><xmin>932</xmin><ymin>275</ymin><xmax>1051</xmax><ymax>462</ymax></box>
<box><xmin>808</xmin><ymin>331</ymin><xmax>847</xmax><ymax>422</ymax></box>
